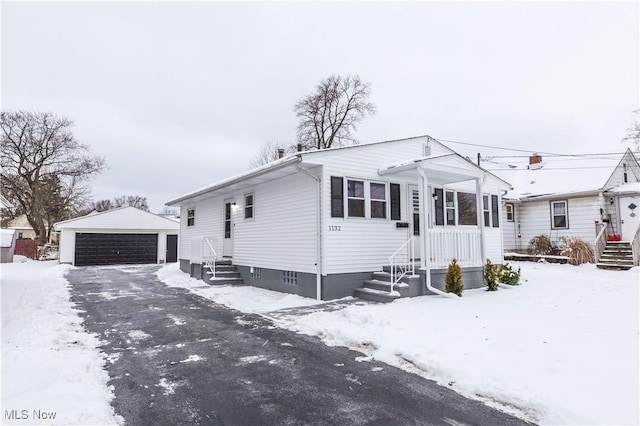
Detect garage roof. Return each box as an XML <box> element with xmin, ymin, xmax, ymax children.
<box><xmin>54</xmin><ymin>206</ymin><xmax>180</xmax><ymax>231</ymax></box>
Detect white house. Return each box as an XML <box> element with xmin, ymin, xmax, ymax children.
<box><xmin>55</xmin><ymin>206</ymin><xmax>180</xmax><ymax>266</ymax></box>
<box><xmin>492</xmin><ymin>150</ymin><xmax>640</xmax><ymax>259</ymax></box>
<box><xmin>166</xmin><ymin>136</ymin><xmax>512</xmax><ymax>301</ymax></box>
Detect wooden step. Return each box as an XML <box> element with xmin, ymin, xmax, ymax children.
<box><xmin>208</xmin><ymin>277</ymin><xmax>244</xmax><ymax>285</ymax></box>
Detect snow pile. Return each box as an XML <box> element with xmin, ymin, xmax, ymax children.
<box><xmin>156</xmin><ymin>263</ymin><xmax>321</xmax><ymax>313</ymax></box>
<box><xmin>274</xmin><ymin>262</ymin><xmax>639</xmax><ymax>425</ymax></box>
<box><xmin>1</xmin><ymin>259</ymin><xmax>122</xmax><ymax>425</ymax></box>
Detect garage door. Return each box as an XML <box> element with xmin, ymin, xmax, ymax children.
<box><xmin>75</xmin><ymin>233</ymin><xmax>158</xmax><ymax>266</ymax></box>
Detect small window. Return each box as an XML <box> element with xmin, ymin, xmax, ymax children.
<box><xmin>370</xmin><ymin>182</ymin><xmax>387</xmax><ymax>219</ymax></box>
<box><xmin>483</xmin><ymin>195</ymin><xmax>491</xmax><ymax>227</ymax></box>
<box><xmin>506</xmin><ymin>204</ymin><xmax>514</xmax><ymax>222</ymax></box>
<box><xmin>347</xmin><ymin>180</ymin><xmax>365</xmax><ymax>218</ymax></box>
<box><xmin>251</xmin><ymin>267</ymin><xmax>262</xmax><ymax>280</ymax></box>
<box><xmin>551</xmin><ymin>200</ymin><xmax>568</xmax><ymax>229</ymax></box>
<box><xmin>187</xmin><ymin>209</ymin><xmax>195</xmax><ymax>227</ymax></box>
<box><xmin>244</xmin><ymin>193</ymin><xmax>254</xmax><ymax>219</ymax></box>
<box><xmin>283</xmin><ymin>270</ymin><xmax>297</xmax><ymax>286</ymax></box>
<box><xmin>445</xmin><ymin>190</ymin><xmax>456</xmax><ymax>225</ymax></box>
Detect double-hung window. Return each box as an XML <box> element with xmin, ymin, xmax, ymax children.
<box><xmin>370</xmin><ymin>182</ymin><xmax>387</xmax><ymax>219</ymax></box>
<box><xmin>551</xmin><ymin>200</ymin><xmax>568</xmax><ymax>229</ymax></box>
<box><xmin>347</xmin><ymin>180</ymin><xmax>366</xmax><ymax>218</ymax></box>
<box><xmin>187</xmin><ymin>209</ymin><xmax>195</xmax><ymax>227</ymax></box>
<box><xmin>244</xmin><ymin>193</ymin><xmax>254</xmax><ymax>219</ymax></box>
<box><xmin>483</xmin><ymin>195</ymin><xmax>491</xmax><ymax>227</ymax></box>
<box><xmin>506</xmin><ymin>204</ymin><xmax>514</xmax><ymax>222</ymax></box>
<box><xmin>445</xmin><ymin>191</ymin><xmax>456</xmax><ymax>225</ymax></box>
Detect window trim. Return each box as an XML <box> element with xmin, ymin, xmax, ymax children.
<box><xmin>506</xmin><ymin>203</ymin><xmax>514</xmax><ymax>222</ymax></box>
<box><xmin>369</xmin><ymin>181</ymin><xmax>388</xmax><ymax>220</ymax></box>
<box><xmin>551</xmin><ymin>200</ymin><xmax>569</xmax><ymax>229</ymax></box>
<box><xmin>244</xmin><ymin>192</ymin><xmax>254</xmax><ymax>220</ymax></box>
<box><xmin>187</xmin><ymin>208</ymin><xmax>195</xmax><ymax>227</ymax></box>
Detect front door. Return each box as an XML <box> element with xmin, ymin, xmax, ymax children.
<box><xmin>409</xmin><ymin>185</ymin><xmax>421</xmax><ymax>259</ymax></box>
<box><xmin>619</xmin><ymin>196</ymin><xmax>640</xmax><ymax>241</ymax></box>
<box><xmin>223</xmin><ymin>200</ymin><xmax>234</xmax><ymax>257</ymax></box>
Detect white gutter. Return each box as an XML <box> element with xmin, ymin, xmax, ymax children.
<box><xmin>295</xmin><ymin>163</ymin><xmax>323</xmax><ymax>301</ymax></box>
<box><xmin>417</xmin><ymin>165</ymin><xmax>458</xmax><ymax>299</ymax></box>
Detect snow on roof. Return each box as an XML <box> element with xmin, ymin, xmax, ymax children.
<box><xmin>607</xmin><ymin>181</ymin><xmax>640</xmax><ymax>194</ymax></box>
<box><xmin>485</xmin><ymin>154</ymin><xmax>623</xmax><ymax>199</ymax></box>
<box><xmin>0</xmin><ymin>229</ymin><xmax>16</xmax><ymax>248</ymax></box>
<box><xmin>54</xmin><ymin>206</ymin><xmax>180</xmax><ymax>231</ymax></box>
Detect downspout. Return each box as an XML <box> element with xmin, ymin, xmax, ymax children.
<box><xmin>295</xmin><ymin>161</ymin><xmax>323</xmax><ymax>301</ymax></box>
<box><xmin>476</xmin><ymin>174</ymin><xmax>488</xmax><ymax>264</ymax></box>
<box><xmin>417</xmin><ymin>165</ymin><xmax>458</xmax><ymax>299</ymax></box>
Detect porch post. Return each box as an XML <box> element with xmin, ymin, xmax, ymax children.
<box><xmin>475</xmin><ymin>177</ymin><xmax>486</xmax><ymax>264</ymax></box>
<box><xmin>418</xmin><ymin>164</ymin><xmax>429</xmax><ymax>270</ymax></box>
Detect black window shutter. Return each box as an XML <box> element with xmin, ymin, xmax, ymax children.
<box><xmin>491</xmin><ymin>195</ymin><xmax>500</xmax><ymax>228</ymax></box>
<box><xmin>330</xmin><ymin>177</ymin><xmax>344</xmax><ymax>218</ymax></box>
<box><xmin>390</xmin><ymin>183</ymin><xmax>401</xmax><ymax>220</ymax></box>
<box><xmin>434</xmin><ymin>188</ymin><xmax>444</xmax><ymax>226</ymax></box>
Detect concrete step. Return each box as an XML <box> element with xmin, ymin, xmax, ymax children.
<box><xmin>353</xmin><ymin>287</ymin><xmax>400</xmax><ymax>303</ymax></box>
<box><xmin>363</xmin><ymin>279</ymin><xmax>409</xmax><ymax>293</ymax></box>
<box><xmin>207</xmin><ymin>271</ymin><xmax>241</xmax><ymax>278</ymax></box>
<box><xmin>208</xmin><ymin>277</ymin><xmax>244</xmax><ymax>285</ymax></box>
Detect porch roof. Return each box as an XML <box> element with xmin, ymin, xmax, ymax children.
<box><xmin>378</xmin><ymin>153</ymin><xmax>511</xmax><ymax>188</ymax></box>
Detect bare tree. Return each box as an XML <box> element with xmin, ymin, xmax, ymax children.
<box><xmin>1</xmin><ymin>111</ymin><xmax>105</xmax><ymax>243</ymax></box>
<box><xmin>113</xmin><ymin>195</ymin><xmax>150</xmax><ymax>211</ymax></box>
<box><xmin>622</xmin><ymin>109</ymin><xmax>640</xmax><ymax>152</ymax></box>
<box><xmin>295</xmin><ymin>75</ymin><xmax>376</xmax><ymax>150</ymax></box>
<box><xmin>94</xmin><ymin>199</ymin><xmax>113</xmax><ymax>212</ymax></box>
<box><xmin>159</xmin><ymin>206</ymin><xmax>178</xmax><ymax>216</ymax></box>
<box><xmin>249</xmin><ymin>140</ymin><xmax>296</xmax><ymax>169</ymax></box>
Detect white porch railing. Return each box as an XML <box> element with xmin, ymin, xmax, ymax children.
<box><xmin>429</xmin><ymin>228</ymin><xmax>482</xmax><ymax>268</ymax></box>
<box><xmin>593</xmin><ymin>222</ymin><xmax>609</xmax><ymax>264</ymax></box>
<box><xmin>203</xmin><ymin>237</ymin><xmax>219</xmax><ymax>278</ymax></box>
<box><xmin>631</xmin><ymin>223</ymin><xmax>640</xmax><ymax>266</ymax></box>
<box><xmin>389</xmin><ymin>236</ymin><xmax>415</xmax><ymax>293</ymax></box>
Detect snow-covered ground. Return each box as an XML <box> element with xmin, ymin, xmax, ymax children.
<box><xmin>2</xmin><ymin>258</ymin><xmax>637</xmax><ymax>425</ymax></box>
<box><xmin>159</xmin><ymin>261</ymin><xmax>640</xmax><ymax>425</ymax></box>
<box><xmin>1</xmin><ymin>257</ymin><xmax>121</xmax><ymax>425</ymax></box>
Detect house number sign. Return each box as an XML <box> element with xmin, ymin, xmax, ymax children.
<box><xmin>328</xmin><ymin>225</ymin><xmax>342</xmax><ymax>231</ymax></box>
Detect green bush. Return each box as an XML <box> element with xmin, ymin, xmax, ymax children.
<box><xmin>527</xmin><ymin>235</ymin><xmax>559</xmax><ymax>255</ymax></box>
<box><xmin>498</xmin><ymin>262</ymin><xmax>521</xmax><ymax>285</ymax></box>
<box><xmin>484</xmin><ymin>259</ymin><xmax>499</xmax><ymax>291</ymax></box>
<box><xmin>444</xmin><ymin>258</ymin><xmax>464</xmax><ymax>296</ymax></box>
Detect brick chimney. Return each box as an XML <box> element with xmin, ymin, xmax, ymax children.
<box><xmin>528</xmin><ymin>153</ymin><xmax>543</xmax><ymax>170</ymax></box>
<box><xmin>277</xmin><ymin>148</ymin><xmax>285</xmax><ymax>159</ymax></box>
<box><xmin>297</xmin><ymin>143</ymin><xmax>303</xmax><ymax>152</ymax></box>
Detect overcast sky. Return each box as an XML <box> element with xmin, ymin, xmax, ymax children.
<box><xmin>2</xmin><ymin>1</ymin><xmax>638</xmax><ymax>213</ymax></box>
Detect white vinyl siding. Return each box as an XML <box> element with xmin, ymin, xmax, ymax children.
<box><xmin>515</xmin><ymin>196</ymin><xmax>602</xmax><ymax>249</ymax></box>
<box><xmin>233</xmin><ymin>171</ymin><xmax>318</xmax><ymax>273</ymax></box>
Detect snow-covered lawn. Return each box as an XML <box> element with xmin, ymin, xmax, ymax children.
<box><xmin>1</xmin><ymin>257</ymin><xmax>121</xmax><ymax>425</ymax></box>
<box><xmin>159</xmin><ymin>261</ymin><xmax>640</xmax><ymax>425</ymax></box>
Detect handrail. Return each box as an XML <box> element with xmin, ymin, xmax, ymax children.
<box><xmin>631</xmin><ymin>223</ymin><xmax>640</xmax><ymax>266</ymax></box>
<box><xmin>203</xmin><ymin>237</ymin><xmax>218</xmax><ymax>279</ymax></box>
<box><xmin>593</xmin><ymin>222</ymin><xmax>609</xmax><ymax>264</ymax></box>
<box><xmin>389</xmin><ymin>236</ymin><xmax>415</xmax><ymax>294</ymax></box>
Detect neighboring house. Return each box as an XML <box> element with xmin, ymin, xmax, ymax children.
<box><xmin>6</xmin><ymin>214</ymin><xmax>41</xmax><ymax>241</ymax></box>
<box><xmin>166</xmin><ymin>135</ymin><xmax>512</xmax><ymax>301</ymax></box>
<box><xmin>491</xmin><ymin>150</ymin><xmax>640</xmax><ymax>254</ymax></box>
<box><xmin>54</xmin><ymin>206</ymin><xmax>180</xmax><ymax>266</ymax></box>
<box><xmin>0</xmin><ymin>228</ymin><xmax>16</xmax><ymax>263</ymax></box>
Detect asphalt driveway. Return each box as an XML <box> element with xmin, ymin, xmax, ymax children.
<box><xmin>68</xmin><ymin>264</ymin><xmax>530</xmax><ymax>426</ymax></box>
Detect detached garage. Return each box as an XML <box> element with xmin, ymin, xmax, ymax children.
<box><xmin>55</xmin><ymin>207</ymin><xmax>180</xmax><ymax>266</ymax></box>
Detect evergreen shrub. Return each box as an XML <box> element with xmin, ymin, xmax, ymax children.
<box><xmin>484</xmin><ymin>259</ymin><xmax>499</xmax><ymax>291</ymax></box>
<box><xmin>444</xmin><ymin>258</ymin><xmax>464</xmax><ymax>296</ymax></box>
<box><xmin>498</xmin><ymin>262</ymin><xmax>521</xmax><ymax>285</ymax></box>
